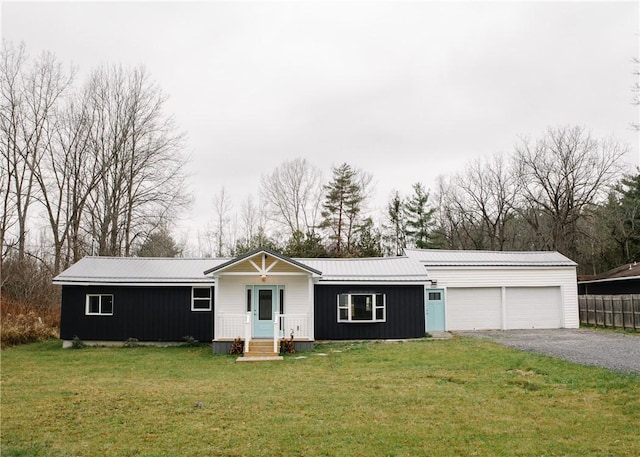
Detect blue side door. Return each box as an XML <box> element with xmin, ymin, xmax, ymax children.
<box><xmin>426</xmin><ymin>289</ymin><xmax>445</xmax><ymax>332</ymax></box>
<box><xmin>253</xmin><ymin>286</ymin><xmax>276</xmax><ymax>338</ymax></box>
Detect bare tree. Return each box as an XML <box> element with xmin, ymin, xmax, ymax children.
<box><xmin>1</xmin><ymin>42</ymin><xmax>74</xmax><ymax>269</ymax></box>
<box><xmin>260</xmin><ymin>158</ymin><xmax>323</xmax><ymax>237</ymax></box>
<box><xmin>32</xmin><ymin>89</ymin><xmax>104</xmax><ymax>272</ymax></box>
<box><xmin>632</xmin><ymin>56</ymin><xmax>639</xmax><ymax>131</ymax></box>
<box><xmin>83</xmin><ymin>65</ymin><xmax>188</xmax><ymax>256</ymax></box>
<box><xmin>0</xmin><ymin>42</ymin><xmax>23</xmax><ymax>264</ymax></box>
<box><xmin>514</xmin><ymin>126</ymin><xmax>627</xmax><ymax>258</ymax></box>
<box><xmin>211</xmin><ymin>186</ymin><xmax>231</xmax><ymax>257</ymax></box>
<box><xmin>434</xmin><ymin>175</ymin><xmax>483</xmax><ymax>250</ymax></box>
<box><xmin>239</xmin><ymin>194</ymin><xmax>259</xmax><ymax>242</ymax></box>
<box><xmin>451</xmin><ymin>154</ymin><xmax>520</xmax><ymax>250</ymax></box>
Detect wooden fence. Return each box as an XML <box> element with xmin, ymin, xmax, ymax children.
<box><xmin>578</xmin><ymin>294</ymin><xmax>640</xmax><ymax>331</ymax></box>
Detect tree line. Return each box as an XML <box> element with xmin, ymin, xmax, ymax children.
<box><xmin>1</xmin><ymin>41</ymin><xmax>188</xmax><ymax>282</ymax></box>
<box><xmin>1</xmin><ymin>40</ymin><xmax>638</xmax><ymax>311</ymax></box>
<box><xmin>199</xmin><ymin>127</ymin><xmax>635</xmax><ymax>278</ymax></box>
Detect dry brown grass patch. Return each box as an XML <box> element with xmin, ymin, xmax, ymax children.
<box><xmin>0</xmin><ymin>298</ymin><xmax>59</xmax><ymax>347</ymax></box>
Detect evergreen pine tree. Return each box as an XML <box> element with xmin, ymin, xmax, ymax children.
<box><xmin>353</xmin><ymin>217</ymin><xmax>383</xmax><ymax>257</ymax></box>
<box><xmin>405</xmin><ymin>182</ymin><xmax>440</xmax><ymax>249</ymax></box>
<box><xmin>383</xmin><ymin>191</ymin><xmax>407</xmax><ymax>256</ymax></box>
<box><xmin>136</xmin><ymin>227</ymin><xmax>182</xmax><ymax>257</ymax></box>
<box><xmin>320</xmin><ymin>163</ymin><xmax>365</xmax><ymax>256</ymax></box>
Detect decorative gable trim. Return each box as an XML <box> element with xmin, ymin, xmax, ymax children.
<box><xmin>203</xmin><ymin>247</ymin><xmax>322</xmax><ymax>276</ymax></box>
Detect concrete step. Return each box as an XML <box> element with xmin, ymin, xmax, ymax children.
<box><xmin>237</xmin><ymin>355</ymin><xmax>283</xmax><ymax>362</ymax></box>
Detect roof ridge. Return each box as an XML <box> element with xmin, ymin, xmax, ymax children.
<box><xmin>406</xmin><ymin>249</ymin><xmax>561</xmax><ymax>255</ymax></box>
<box><xmin>296</xmin><ymin>256</ymin><xmax>410</xmax><ymax>261</ymax></box>
<box><xmin>83</xmin><ymin>256</ymin><xmax>229</xmax><ymax>261</ymax></box>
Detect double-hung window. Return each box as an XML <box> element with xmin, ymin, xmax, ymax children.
<box><xmin>86</xmin><ymin>294</ymin><xmax>114</xmax><ymax>316</ymax></box>
<box><xmin>192</xmin><ymin>287</ymin><xmax>212</xmax><ymax>311</ymax></box>
<box><xmin>337</xmin><ymin>293</ymin><xmax>386</xmax><ymax>323</ymax></box>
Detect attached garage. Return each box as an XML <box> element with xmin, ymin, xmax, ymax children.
<box><xmin>406</xmin><ymin>249</ymin><xmax>578</xmax><ymax>331</ymax></box>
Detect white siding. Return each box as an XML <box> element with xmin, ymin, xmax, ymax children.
<box><xmin>429</xmin><ymin>266</ymin><xmax>578</xmax><ymax>329</ymax></box>
<box><xmin>215</xmin><ymin>274</ymin><xmax>313</xmax><ymax>339</ymax></box>
<box><xmin>447</xmin><ymin>288</ymin><xmax>502</xmax><ymax>330</ymax></box>
<box><xmin>505</xmin><ymin>287</ymin><xmax>561</xmax><ymax>329</ymax></box>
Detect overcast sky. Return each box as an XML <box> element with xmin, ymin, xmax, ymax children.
<box><xmin>2</xmin><ymin>1</ymin><xmax>639</xmax><ymax>246</ymax></box>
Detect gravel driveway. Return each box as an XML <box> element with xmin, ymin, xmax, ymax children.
<box><xmin>456</xmin><ymin>328</ymin><xmax>640</xmax><ymax>374</ymax></box>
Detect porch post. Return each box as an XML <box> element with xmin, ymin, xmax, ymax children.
<box><xmin>244</xmin><ymin>312</ymin><xmax>251</xmax><ymax>353</ymax></box>
<box><xmin>308</xmin><ymin>276</ymin><xmax>315</xmax><ymax>341</ymax></box>
<box><xmin>273</xmin><ymin>313</ymin><xmax>279</xmax><ymax>353</ymax></box>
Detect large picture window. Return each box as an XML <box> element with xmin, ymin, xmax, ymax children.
<box><xmin>86</xmin><ymin>294</ymin><xmax>113</xmax><ymax>316</ymax></box>
<box><xmin>192</xmin><ymin>287</ymin><xmax>212</xmax><ymax>311</ymax></box>
<box><xmin>337</xmin><ymin>293</ymin><xmax>385</xmax><ymax>323</ymax></box>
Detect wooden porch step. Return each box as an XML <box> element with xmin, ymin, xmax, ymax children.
<box><xmin>243</xmin><ymin>340</ymin><xmax>279</xmax><ymax>358</ymax></box>
<box><xmin>244</xmin><ymin>351</ymin><xmax>279</xmax><ymax>357</ymax></box>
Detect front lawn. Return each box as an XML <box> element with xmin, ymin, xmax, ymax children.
<box><xmin>1</xmin><ymin>338</ymin><xmax>639</xmax><ymax>456</ymax></box>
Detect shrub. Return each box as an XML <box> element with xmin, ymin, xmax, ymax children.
<box><xmin>280</xmin><ymin>331</ymin><xmax>295</xmax><ymax>354</ymax></box>
<box><xmin>230</xmin><ymin>338</ymin><xmax>244</xmax><ymax>354</ymax></box>
<box><xmin>71</xmin><ymin>336</ymin><xmax>86</xmax><ymax>349</ymax></box>
<box><xmin>123</xmin><ymin>337</ymin><xmax>140</xmax><ymax>348</ymax></box>
<box><xmin>1</xmin><ymin>257</ymin><xmax>60</xmax><ymax>309</ymax></box>
<box><xmin>182</xmin><ymin>335</ymin><xmax>199</xmax><ymax>347</ymax></box>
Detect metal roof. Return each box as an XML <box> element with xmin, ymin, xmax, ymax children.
<box><xmin>54</xmin><ymin>248</ymin><xmax>573</xmax><ymax>284</ymax></box>
<box><xmin>296</xmin><ymin>256</ymin><xmax>429</xmax><ymax>282</ymax></box>
<box><xmin>404</xmin><ymin>248</ymin><xmax>577</xmax><ymax>267</ymax></box>
<box><xmin>53</xmin><ymin>257</ymin><xmax>226</xmax><ymax>284</ymax></box>
<box><xmin>53</xmin><ymin>255</ymin><xmax>429</xmax><ymax>284</ymax></box>
<box><xmin>578</xmin><ymin>262</ymin><xmax>640</xmax><ymax>284</ymax></box>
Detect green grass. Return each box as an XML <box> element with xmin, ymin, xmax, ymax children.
<box><xmin>1</xmin><ymin>338</ymin><xmax>639</xmax><ymax>457</ymax></box>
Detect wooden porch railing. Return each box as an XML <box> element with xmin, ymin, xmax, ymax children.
<box><xmin>218</xmin><ymin>312</ymin><xmax>311</xmax><ymax>353</ymax></box>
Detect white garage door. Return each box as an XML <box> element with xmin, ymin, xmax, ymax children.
<box><xmin>447</xmin><ymin>288</ymin><xmax>502</xmax><ymax>330</ymax></box>
<box><xmin>506</xmin><ymin>287</ymin><xmax>561</xmax><ymax>329</ymax></box>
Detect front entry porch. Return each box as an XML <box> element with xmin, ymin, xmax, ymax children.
<box><xmin>212</xmin><ymin>311</ymin><xmax>314</xmax><ymax>355</ymax></box>
<box><xmin>206</xmin><ymin>248</ymin><xmax>320</xmax><ymax>355</ymax></box>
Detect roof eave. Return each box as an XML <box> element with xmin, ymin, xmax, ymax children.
<box><xmin>578</xmin><ymin>275</ymin><xmax>640</xmax><ymax>285</ymax></box>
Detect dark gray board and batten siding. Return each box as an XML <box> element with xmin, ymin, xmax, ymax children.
<box><xmin>60</xmin><ymin>286</ymin><xmax>213</xmax><ymax>342</ymax></box>
<box><xmin>314</xmin><ymin>284</ymin><xmax>426</xmax><ymax>340</ymax></box>
<box><xmin>578</xmin><ymin>278</ymin><xmax>640</xmax><ymax>295</ymax></box>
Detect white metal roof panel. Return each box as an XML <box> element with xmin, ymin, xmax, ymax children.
<box><xmin>296</xmin><ymin>256</ymin><xmax>429</xmax><ymax>282</ymax></box>
<box><xmin>53</xmin><ymin>255</ymin><xmax>429</xmax><ymax>284</ymax></box>
<box><xmin>53</xmin><ymin>257</ymin><xmax>227</xmax><ymax>284</ymax></box>
<box><xmin>404</xmin><ymin>249</ymin><xmax>576</xmax><ymax>267</ymax></box>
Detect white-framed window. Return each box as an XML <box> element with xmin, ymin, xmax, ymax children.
<box><xmin>86</xmin><ymin>294</ymin><xmax>114</xmax><ymax>316</ymax></box>
<box><xmin>192</xmin><ymin>287</ymin><xmax>212</xmax><ymax>311</ymax></box>
<box><xmin>337</xmin><ymin>293</ymin><xmax>386</xmax><ymax>323</ymax></box>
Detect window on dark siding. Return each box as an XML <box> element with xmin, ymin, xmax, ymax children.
<box><xmin>192</xmin><ymin>287</ymin><xmax>212</xmax><ymax>311</ymax></box>
<box><xmin>85</xmin><ymin>294</ymin><xmax>114</xmax><ymax>316</ymax></box>
<box><xmin>337</xmin><ymin>293</ymin><xmax>386</xmax><ymax>323</ymax></box>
